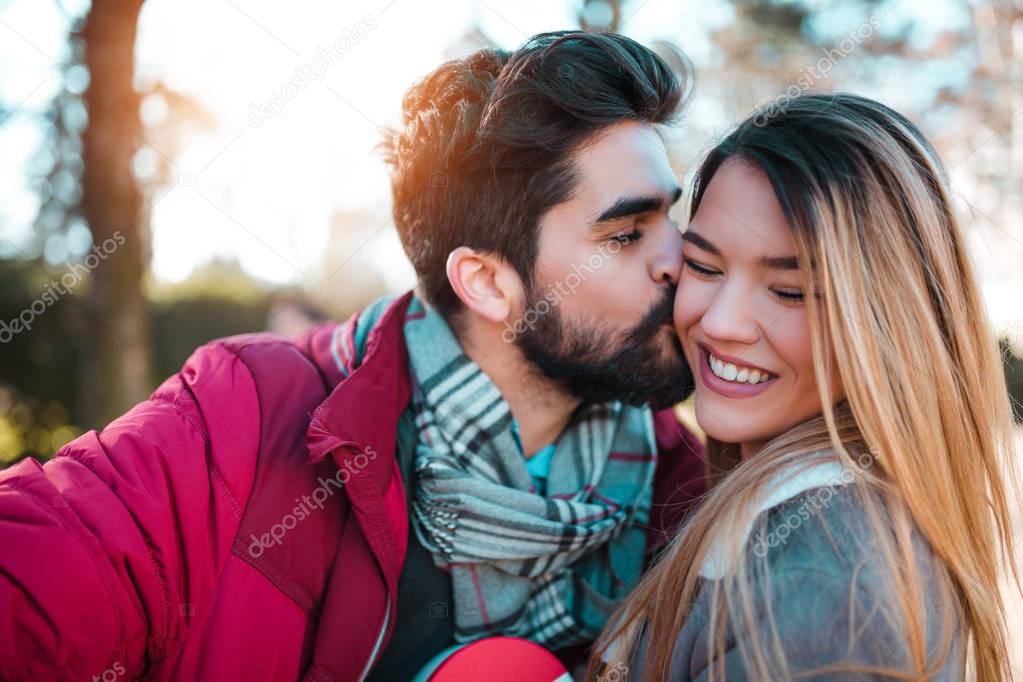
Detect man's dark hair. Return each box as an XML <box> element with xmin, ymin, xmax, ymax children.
<box><xmin>381</xmin><ymin>30</ymin><xmax>689</xmax><ymax>318</ymax></box>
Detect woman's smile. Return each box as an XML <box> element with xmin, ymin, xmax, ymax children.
<box><xmin>695</xmin><ymin>341</ymin><xmax>778</xmax><ymax>399</ymax></box>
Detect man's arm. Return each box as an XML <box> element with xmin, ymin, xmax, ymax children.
<box><xmin>0</xmin><ymin>342</ymin><xmax>260</xmax><ymax>680</ymax></box>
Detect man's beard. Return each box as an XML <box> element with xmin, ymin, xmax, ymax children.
<box><xmin>515</xmin><ymin>284</ymin><xmax>694</xmax><ymax>409</ymax></box>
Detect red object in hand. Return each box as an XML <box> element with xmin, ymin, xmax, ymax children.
<box><xmin>427</xmin><ymin>637</ymin><xmax>572</xmax><ymax>681</ymax></box>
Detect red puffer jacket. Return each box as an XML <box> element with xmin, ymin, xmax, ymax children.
<box><xmin>0</xmin><ymin>292</ymin><xmax>705</xmax><ymax>681</ymax></box>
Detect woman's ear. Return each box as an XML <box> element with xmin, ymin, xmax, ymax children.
<box><xmin>446</xmin><ymin>247</ymin><xmax>524</xmax><ymax>324</ymax></box>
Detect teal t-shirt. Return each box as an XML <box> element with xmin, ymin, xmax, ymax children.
<box><xmin>525</xmin><ymin>443</ymin><xmax>556</xmax><ymax>495</ymax></box>
<box><xmin>510</xmin><ymin>419</ymin><xmax>556</xmax><ymax>495</ymax></box>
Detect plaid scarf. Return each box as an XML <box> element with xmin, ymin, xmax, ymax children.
<box><xmin>404</xmin><ymin>297</ymin><xmax>657</xmax><ymax>648</ymax></box>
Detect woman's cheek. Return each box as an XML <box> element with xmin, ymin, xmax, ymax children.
<box><xmin>771</xmin><ymin>311</ymin><xmax>817</xmax><ymax>403</ymax></box>
<box><xmin>675</xmin><ymin>276</ymin><xmax>710</xmax><ymax>329</ymax></box>
<box><xmin>673</xmin><ymin>283</ymin><xmax>693</xmax><ymax>335</ymax></box>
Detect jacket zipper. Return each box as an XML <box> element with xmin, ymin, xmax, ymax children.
<box><xmin>356</xmin><ymin>595</ymin><xmax>391</xmax><ymax>682</ymax></box>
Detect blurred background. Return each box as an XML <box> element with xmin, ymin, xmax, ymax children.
<box><xmin>0</xmin><ymin>0</ymin><xmax>1021</xmax><ymax>672</ymax></box>
<box><xmin>1</xmin><ymin>0</ymin><xmax>1021</xmax><ymax>460</ymax></box>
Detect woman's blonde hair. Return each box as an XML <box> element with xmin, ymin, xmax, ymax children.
<box><xmin>589</xmin><ymin>93</ymin><xmax>1019</xmax><ymax>681</ymax></box>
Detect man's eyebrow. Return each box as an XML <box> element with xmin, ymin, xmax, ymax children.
<box><xmin>684</xmin><ymin>231</ymin><xmax>800</xmax><ymax>269</ymax></box>
<box><xmin>593</xmin><ymin>186</ymin><xmax>683</xmax><ymax>224</ymax></box>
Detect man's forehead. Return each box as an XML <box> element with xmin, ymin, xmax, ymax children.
<box><xmin>571</xmin><ymin>121</ymin><xmax>677</xmax><ymax>202</ymax></box>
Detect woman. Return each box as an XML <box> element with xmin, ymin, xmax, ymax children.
<box><xmin>590</xmin><ymin>94</ymin><xmax>1019</xmax><ymax>680</ymax></box>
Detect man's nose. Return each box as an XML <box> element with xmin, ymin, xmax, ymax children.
<box><xmin>650</xmin><ymin>221</ymin><xmax>683</xmax><ymax>285</ymax></box>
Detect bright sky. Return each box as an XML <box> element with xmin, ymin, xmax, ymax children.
<box><xmin>1</xmin><ymin>0</ymin><xmax>1015</xmax><ymax>328</ymax></box>
<box><xmin>0</xmin><ymin>0</ymin><xmax>736</xmax><ymax>288</ymax></box>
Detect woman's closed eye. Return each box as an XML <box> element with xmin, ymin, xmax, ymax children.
<box><xmin>685</xmin><ymin>257</ymin><xmax>807</xmax><ymax>303</ymax></box>
<box><xmin>772</xmin><ymin>288</ymin><xmax>805</xmax><ymax>302</ymax></box>
<box><xmin>683</xmin><ymin>258</ymin><xmax>720</xmax><ymax>277</ymax></box>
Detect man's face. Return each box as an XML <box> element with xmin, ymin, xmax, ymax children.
<box><xmin>512</xmin><ymin>121</ymin><xmax>692</xmax><ymax>408</ymax></box>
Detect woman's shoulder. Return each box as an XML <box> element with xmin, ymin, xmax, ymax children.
<box><xmin>735</xmin><ymin>483</ymin><xmax>962</xmax><ymax>677</ymax></box>
<box><xmin>756</xmin><ymin>480</ymin><xmax>931</xmax><ymax>584</ymax></box>
<box><xmin>759</xmin><ymin>480</ymin><xmax>879</xmax><ymax>564</ymax></box>
<box><xmin>634</xmin><ymin>467</ymin><xmax>963</xmax><ymax>680</ymax></box>
<box><xmin>674</xmin><ymin>482</ymin><xmax>963</xmax><ymax>680</ymax></box>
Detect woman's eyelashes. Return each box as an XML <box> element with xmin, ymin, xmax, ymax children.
<box><xmin>683</xmin><ymin>257</ymin><xmax>720</xmax><ymax>277</ymax></box>
<box><xmin>772</xmin><ymin>288</ymin><xmax>805</xmax><ymax>302</ymax></box>
<box><xmin>683</xmin><ymin>258</ymin><xmax>807</xmax><ymax>304</ymax></box>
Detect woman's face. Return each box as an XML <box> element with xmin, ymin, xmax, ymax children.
<box><xmin>673</xmin><ymin>159</ymin><xmax>842</xmax><ymax>456</ymax></box>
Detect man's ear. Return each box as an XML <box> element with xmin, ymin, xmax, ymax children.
<box><xmin>446</xmin><ymin>247</ymin><xmax>523</xmax><ymax>324</ymax></box>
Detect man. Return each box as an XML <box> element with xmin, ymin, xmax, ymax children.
<box><xmin>0</xmin><ymin>31</ymin><xmax>704</xmax><ymax>681</ymax></box>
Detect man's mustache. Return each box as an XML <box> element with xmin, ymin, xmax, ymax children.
<box><xmin>626</xmin><ymin>284</ymin><xmax>677</xmax><ymax>343</ymax></box>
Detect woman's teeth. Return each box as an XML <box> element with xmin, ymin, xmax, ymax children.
<box><xmin>708</xmin><ymin>352</ymin><xmax>774</xmax><ymax>385</ymax></box>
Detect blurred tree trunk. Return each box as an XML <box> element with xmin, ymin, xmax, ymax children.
<box><xmin>79</xmin><ymin>0</ymin><xmax>151</xmax><ymax>426</ymax></box>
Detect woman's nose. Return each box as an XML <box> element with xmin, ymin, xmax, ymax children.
<box><xmin>699</xmin><ymin>281</ymin><xmax>761</xmax><ymax>345</ymax></box>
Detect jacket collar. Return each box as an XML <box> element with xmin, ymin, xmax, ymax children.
<box><xmin>306</xmin><ymin>291</ymin><xmax>414</xmax><ymax>480</ymax></box>
<box><xmin>305</xmin><ymin>291</ymin><xmax>415</xmax><ymax>590</ymax></box>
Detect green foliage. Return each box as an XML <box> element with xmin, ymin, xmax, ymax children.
<box><xmin>0</xmin><ymin>259</ymin><xmax>278</xmax><ymax>464</ymax></box>
<box><xmin>0</xmin><ymin>260</ymin><xmax>84</xmax><ymax>465</ymax></box>
<box><xmin>151</xmin><ymin>294</ymin><xmax>271</xmax><ymax>381</ymax></box>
